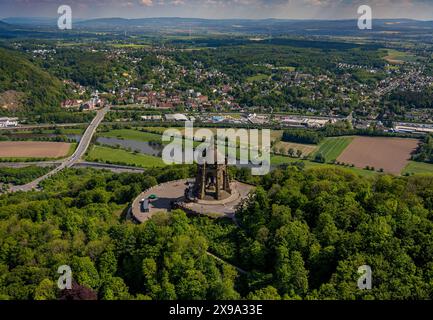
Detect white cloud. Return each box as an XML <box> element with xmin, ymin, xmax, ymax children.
<box><xmin>139</xmin><ymin>0</ymin><xmax>154</xmax><ymax>6</ymax></box>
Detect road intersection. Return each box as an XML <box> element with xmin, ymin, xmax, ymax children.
<box><xmin>9</xmin><ymin>106</ymin><xmax>110</xmax><ymax>193</ymax></box>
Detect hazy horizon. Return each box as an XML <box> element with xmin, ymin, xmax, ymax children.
<box><xmin>2</xmin><ymin>16</ymin><xmax>433</xmax><ymax>22</ymax></box>
<box><xmin>0</xmin><ymin>0</ymin><xmax>432</xmax><ymax>21</ymax></box>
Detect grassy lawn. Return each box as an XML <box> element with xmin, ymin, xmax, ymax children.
<box><xmin>60</xmin><ymin>128</ymin><xmax>85</xmax><ymax>135</ymax></box>
<box><xmin>246</xmin><ymin>74</ymin><xmax>269</xmax><ymax>82</ymax></box>
<box><xmin>271</xmin><ymin>155</ymin><xmax>321</xmax><ymax>168</ymax></box>
<box><xmin>67</xmin><ymin>143</ymin><xmax>77</xmax><ymax>157</ymax></box>
<box><xmin>275</xmin><ymin>66</ymin><xmax>296</xmax><ymax>72</ymax></box>
<box><xmin>98</xmin><ymin>129</ymin><xmax>163</xmax><ymax>143</ymax></box>
<box><xmin>141</xmin><ymin>127</ymin><xmax>170</xmax><ymax>134</ymax></box>
<box><xmin>402</xmin><ymin>161</ymin><xmax>433</xmax><ymax>175</ymax></box>
<box><xmin>86</xmin><ymin>145</ymin><xmax>166</xmax><ymax>168</ymax></box>
<box><xmin>273</xmin><ymin>141</ymin><xmax>317</xmax><ymax>157</ymax></box>
<box><xmin>312</xmin><ymin>137</ymin><xmax>353</xmax><ymax>162</ymax></box>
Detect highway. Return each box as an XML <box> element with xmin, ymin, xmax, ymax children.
<box><xmin>9</xmin><ymin>106</ymin><xmax>110</xmax><ymax>193</ymax></box>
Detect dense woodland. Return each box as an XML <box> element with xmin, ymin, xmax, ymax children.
<box><xmin>413</xmin><ymin>134</ymin><xmax>433</xmax><ymax>163</ymax></box>
<box><xmin>1</xmin><ymin>165</ymin><xmax>433</xmax><ymax>300</ymax></box>
<box><xmin>282</xmin><ymin>129</ymin><xmax>323</xmax><ymax>145</ymax></box>
<box><xmin>0</xmin><ymin>47</ymin><xmax>66</xmax><ymax>114</ymax></box>
<box><xmin>0</xmin><ymin>166</ymin><xmax>52</xmax><ymax>186</ymax></box>
<box><xmin>387</xmin><ymin>89</ymin><xmax>433</xmax><ymax>110</ymax></box>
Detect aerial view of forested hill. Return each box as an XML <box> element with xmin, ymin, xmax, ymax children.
<box><xmin>0</xmin><ymin>47</ymin><xmax>66</xmax><ymax>113</ymax></box>
<box><xmin>1</xmin><ymin>1</ymin><xmax>433</xmax><ymax>317</ymax></box>
<box><xmin>1</xmin><ymin>166</ymin><xmax>433</xmax><ymax>300</ymax></box>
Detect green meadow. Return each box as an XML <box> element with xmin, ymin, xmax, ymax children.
<box><xmin>98</xmin><ymin>129</ymin><xmax>164</xmax><ymax>143</ymax></box>
<box><xmin>402</xmin><ymin>161</ymin><xmax>433</xmax><ymax>176</ymax></box>
<box><xmin>86</xmin><ymin>145</ymin><xmax>166</xmax><ymax>168</ymax></box>
<box><xmin>312</xmin><ymin>137</ymin><xmax>353</xmax><ymax>162</ymax></box>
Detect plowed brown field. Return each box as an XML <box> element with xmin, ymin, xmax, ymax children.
<box><xmin>0</xmin><ymin>141</ymin><xmax>71</xmax><ymax>158</ymax></box>
<box><xmin>337</xmin><ymin>137</ymin><xmax>419</xmax><ymax>175</ymax></box>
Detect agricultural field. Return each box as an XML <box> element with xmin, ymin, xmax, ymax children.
<box><xmin>110</xmin><ymin>43</ymin><xmax>151</xmax><ymax>49</ymax></box>
<box><xmin>402</xmin><ymin>161</ymin><xmax>433</xmax><ymax>176</ymax></box>
<box><xmin>312</xmin><ymin>137</ymin><xmax>353</xmax><ymax>162</ymax></box>
<box><xmin>86</xmin><ymin>145</ymin><xmax>166</xmax><ymax>168</ymax></box>
<box><xmin>273</xmin><ymin>141</ymin><xmax>317</xmax><ymax>157</ymax></box>
<box><xmin>384</xmin><ymin>49</ymin><xmax>418</xmax><ymax>64</ymax></box>
<box><xmin>92</xmin><ymin>129</ymin><xmax>433</xmax><ymax>176</ymax></box>
<box><xmin>0</xmin><ymin>141</ymin><xmax>72</xmax><ymax>159</ymax></box>
<box><xmin>337</xmin><ymin>137</ymin><xmax>419</xmax><ymax>175</ymax></box>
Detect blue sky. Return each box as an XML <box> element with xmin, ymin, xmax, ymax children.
<box><xmin>1</xmin><ymin>0</ymin><xmax>432</xmax><ymax>20</ymax></box>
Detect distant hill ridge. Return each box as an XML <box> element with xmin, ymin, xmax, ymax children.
<box><xmin>3</xmin><ymin>16</ymin><xmax>432</xmax><ymax>26</ymax></box>
<box><xmin>1</xmin><ymin>17</ymin><xmax>432</xmax><ymax>39</ymax></box>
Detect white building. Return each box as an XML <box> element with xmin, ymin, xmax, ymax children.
<box><xmin>306</xmin><ymin>118</ymin><xmax>332</xmax><ymax>128</ymax></box>
<box><xmin>394</xmin><ymin>125</ymin><xmax>433</xmax><ymax>134</ymax></box>
<box><xmin>165</xmin><ymin>114</ymin><xmax>189</xmax><ymax>122</ymax></box>
<box><xmin>141</xmin><ymin>115</ymin><xmax>162</xmax><ymax>121</ymax></box>
<box><xmin>0</xmin><ymin>117</ymin><xmax>19</xmax><ymax>128</ymax></box>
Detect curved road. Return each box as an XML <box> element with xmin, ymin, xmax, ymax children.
<box><xmin>9</xmin><ymin>106</ymin><xmax>110</xmax><ymax>193</ymax></box>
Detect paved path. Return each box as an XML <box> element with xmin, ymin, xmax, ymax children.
<box><xmin>206</xmin><ymin>252</ymin><xmax>248</xmax><ymax>275</ymax></box>
<box><xmin>72</xmin><ymin>161</ymin><xmax>146</xmax><ymax>173</ymax></box>
<box><xmin>9</xmin><ymin>106</ymin><xmax>110</xmax><ymax>193</ymax></box>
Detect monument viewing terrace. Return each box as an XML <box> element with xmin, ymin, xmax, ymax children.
<box><xmin>130</xmin><ymin>148</ymin><xmax>255</xmax><ymax>223</ymax></box>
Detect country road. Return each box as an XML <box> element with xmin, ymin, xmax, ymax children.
<box><xmin>73</xmin><ymin>161</ymin><xmax>146</xmax><ymax>173</ymax></box>
<box><xmin>9</xmin><ymin>106</ymin><xmax>110</xmax><ymax>193</ymax></box>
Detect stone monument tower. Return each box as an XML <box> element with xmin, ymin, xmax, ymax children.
<box><xmin>194</xmin><ymin>147</ymin><xmax>232</xmax><ymax>201</ymax></box>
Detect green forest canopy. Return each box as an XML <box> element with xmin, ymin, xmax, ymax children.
<box><xmin>0</xmin><ymin>165</ymin><xmax>433</xmax><ymax>300</ymax></box>
<box><xmin>0</xmin><ymin>47</ymin><xmax>66</xmax><ymax>113</ymax></box>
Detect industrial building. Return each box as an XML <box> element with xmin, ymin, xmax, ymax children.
<box><xmin>0</xmin><ymin>117</ymin><xmax>19</xmax><ymax>128</ymax></box>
